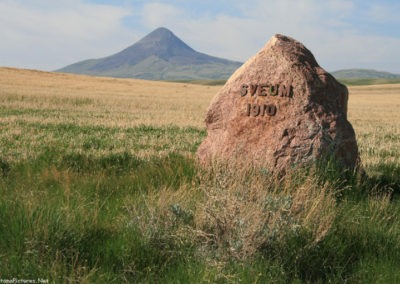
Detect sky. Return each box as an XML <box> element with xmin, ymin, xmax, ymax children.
<box><xmin>1</xmin><ymin>0</ymin><xmax>400</xmax><ymax>73</ymax></box>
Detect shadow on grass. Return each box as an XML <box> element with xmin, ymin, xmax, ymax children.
<box><xmin>366</xmin><ymin>163</ymin><xmax>400</xmax><ymax>197</ymax></box>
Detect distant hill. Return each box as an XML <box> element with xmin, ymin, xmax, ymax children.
<box><xmin>56</xmin><ymin>27</ymin><xmax>242</xmax><ymax>81</ymax></box>
<box><xmin>332</xmin><ymin>69</ymin><xmax>400</xmax><ymax>79</ymax></box>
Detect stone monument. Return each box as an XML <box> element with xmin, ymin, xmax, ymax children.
<box><xmin>197</xmin><ymin>34</ymin><xmax>360</xmax><ymax>173</ymax></box>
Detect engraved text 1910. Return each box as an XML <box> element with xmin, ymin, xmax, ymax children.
<box><xmin>239</xmin><ymin>81</ymin><xmax>293</xmax><ymax>117</ymax></box>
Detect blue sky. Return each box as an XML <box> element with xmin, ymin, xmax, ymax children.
<box><xmin>1</xmin><ymin>0</ymin><xmax>400</xmax><ymax>73</ymax></box>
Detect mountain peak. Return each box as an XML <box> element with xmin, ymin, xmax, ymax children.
<box><xmin>136</xmin><ymin>27</ymin><xmax>194</xmax><ymax>56</ymax></box>
<box><xmin>141</xmin><ymin>27</ymin><xmax>176</xmax><ymax>43</ymax></box>
<box><xmin>56</xmin><ymin>27</ymin><xmax>242</xmax><ymax>80</ymax></box>
<box><xmin>148</xmin><ymin>27</ymin><xmax>174</xmax><ymax>37</ymax></box>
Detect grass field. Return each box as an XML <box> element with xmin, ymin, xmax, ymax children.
<box><xmin>1</xmin><ymin>67</ymin><xmax>400</xmax><ymax>282</ymax></box>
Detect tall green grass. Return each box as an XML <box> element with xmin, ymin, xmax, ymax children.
<box><xmin>0</xmin><ymin>149</ymin><xmax>203</xmax><ymax>282</ymax></box>
<box><xmin>1</xmin><ymin>142</ymin><xmax>400</xmax><ymax>282</ymax></box>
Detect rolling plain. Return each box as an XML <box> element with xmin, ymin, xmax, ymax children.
<box><xmin>1</xmin><ymin>67</ymin><xmax>400</xmax><ymax>282</ymax></box>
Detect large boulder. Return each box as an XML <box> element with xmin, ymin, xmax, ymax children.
<box><xmin>197</xmin><ymin>34</ymin><xmax>360</xmax><ymax>173</ymax></box>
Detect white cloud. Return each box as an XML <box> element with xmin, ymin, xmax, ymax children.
<box><xmin>138</xmin><ymin>0</ymin><xmax>400</xmax><ymax>73</ymax></box>
<box><xmin>1</xmin><ymin>0</ymin><xmax>399</xmax><ymax>73</ymax></box>
<box><xmin>0</xmin><ymin>0</ymin><xmax>135</xmax><ymax>70</ymax></box>
<box><xmin>141</xmin><ymin>2</ymin><xmax>184</xmax><ymax>28</ymax></box>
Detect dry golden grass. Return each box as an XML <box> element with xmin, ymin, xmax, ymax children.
<box><xmin>125</xmin><ymin>163</ymin><xmax>338</xmax><ymax>263</ymax></box>
<box><xmin>0</xmin><ymin>67</ymin><xmax>217</xmax><ymax>128</ymax></box>
<box><xmin>348</xmin><ymin>84</ymin><xmax>400</xmax><ymax>169</ymax></box>
<box><xmin>0</xmin><ymin>67</ymin><xmax>217</xmax><ymax>162</ymax></box>
<box><xmin>0</xmin><ymin>67</ymin><xmax>399</xmax><ymax>171</ymax></box>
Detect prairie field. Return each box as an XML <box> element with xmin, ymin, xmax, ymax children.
<box><xmin>1</xmin><ymin>67</ymin><xmax>400</xmax><ymax>282</ymax></box>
